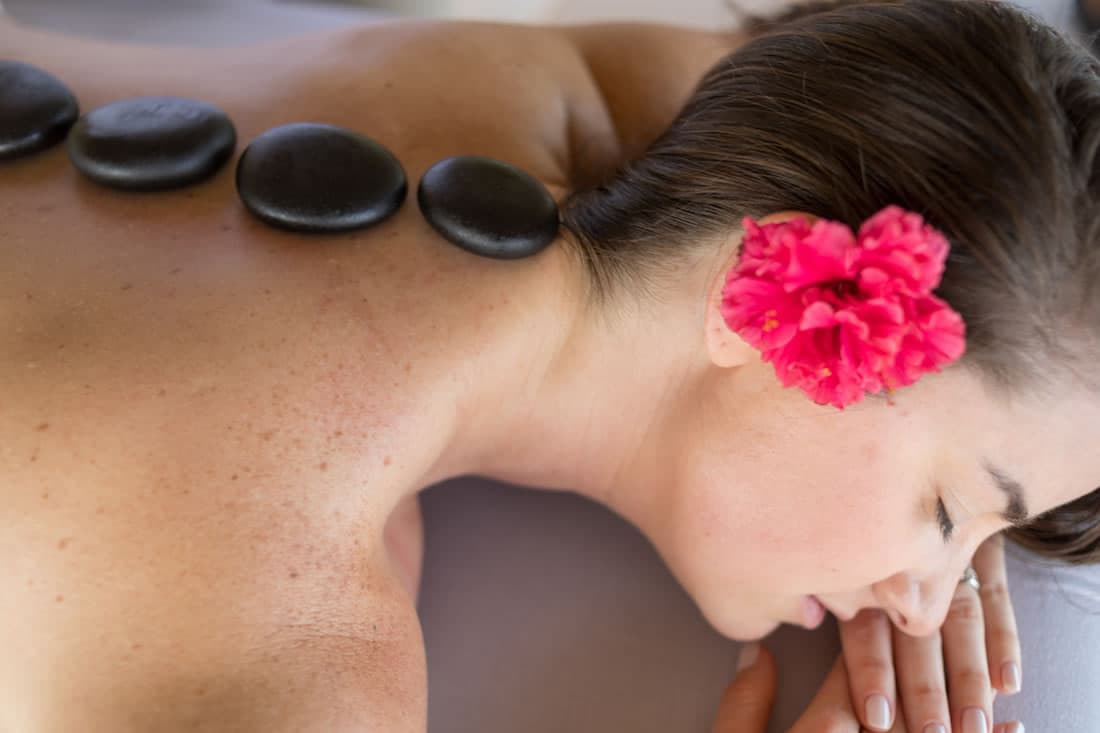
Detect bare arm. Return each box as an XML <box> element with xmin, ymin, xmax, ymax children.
<box><xmin>3</xmin><ymin>375</ymin><xmax>427</xmax><ymax>731</ymax></box>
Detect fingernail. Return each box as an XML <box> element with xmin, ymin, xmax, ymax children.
<box><xmin>962</xmin><ymin>707</ymin><xmax>988</xmax><ymax>733</ymax></box>
<box><xmin>1007</xmin><ymin>723</ymin><xmax>1025</xmax><ymax>733</ymax></box>
<box><xmin>864</xmin><ymin>694</ymin><xmax>891</xmax><ymax>730</ymax></box>
<box><xmin>1002</xmin><ymin>661</ymin><xmax>1021</xmax><ymax>694</ymax></box>
<box><xmin>922</xmin><ymin>724</ymin><xmax>947</xmax><ymax>733</ymax></box>
<box><xmin>736</xmin><ymin>643</ymin><xmax>760</xmax><ymax>673</ymax></box>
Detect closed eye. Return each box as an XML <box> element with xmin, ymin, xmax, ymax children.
<box><xmin>936</xmin><ymin>498</ymin><xmax>955</xmax><ymax>543</ymax></box>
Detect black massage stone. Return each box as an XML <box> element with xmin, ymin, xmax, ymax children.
<box><xmin>235</xmin><ymin>122</ymin><xmax>407</xmax><ymax>233</ymax></box>
<box><xmin>67</xmin><ymin>96</ymin><xmax>236</xmax><ymax>191</ymax></box>
<box><xmin>417</xmin><ymin>155</ymin><xmax>559</xmax><ymax>260</ymax></box>
<box><xmin>0</xmin><ymin>60</ymin><xmax>79</xmax><ymax>161</ymax></box>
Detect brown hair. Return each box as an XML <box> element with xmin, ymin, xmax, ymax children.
<box><xmin>560</xmin><ymin>0</ymin><xmax>1100</xmax><ymax>564</ymax></box>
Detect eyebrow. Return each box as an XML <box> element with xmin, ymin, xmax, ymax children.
<box><xmin>984</xmin><ymin>461</ymin><xmax>1030</xmax><ymax>526</ymax></box>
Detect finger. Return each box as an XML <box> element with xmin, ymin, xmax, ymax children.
<box><xmin>972</xmin><ymin>534</ymin><xmax>1022</xmax><ymax>696</ymax></box>
<box><xmin>839</xmin><ymin>609</ymin><xmax>897</xmax><ymax>731</ymax></box>
<box><xmin>710</xmin><ymin>643</ymin><xmax>776</xmax><ymax>733</ymax></box>
<box><xmin>792</xmin><ymin>654</ymin><xmax>863</xmax><ymax>733</ymax></box>
<box><xmin>993</xmin><ymin>722</ymin><xmax>1025</xmax><ymax>733</ymax></box>
<box><xmin>892</xmin><ymin>625</ymin><xmax>950</xmax><ymax>733</ymax></box>
<box><xmin>888</xmin><ymin>703</ymin><xmax>912</xmax><ymax>733</ymax></box>
<box><xmin>942</xmin><ymin>577</ymin><xmax>994</xmax><ymax>733</ymax></box>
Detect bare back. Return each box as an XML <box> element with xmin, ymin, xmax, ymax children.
<box><xmin>0</xmin><ymin>17</ymin><xmax>736</xmax><ymax>730</ymax></box>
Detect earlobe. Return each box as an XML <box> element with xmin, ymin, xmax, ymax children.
<box><xmin>705</xmin><ymin>308</ymin><xmax>755</xmax><ymax>369</ymax></box>
<box><xmin>704</xmin><ymin>249</ymin><xmax>757</xmax><ymax>369</ymax></box>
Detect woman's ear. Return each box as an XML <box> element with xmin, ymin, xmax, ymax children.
<box><xmin>704</xmin><ymin>258</ymin><xmax>758</xmax><ymax>369</ymax></box>
<box><xmin>704</xmin><ymin>211</ymin><xmax>819</xmax><ymax>369</ymax></box>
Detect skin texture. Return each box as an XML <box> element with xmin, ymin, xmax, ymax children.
<box><xmin>712</xmin><ymin>644</ymin><xmax>1023</xmax><ymax>733</ymax></box>
<box><xmin>467</xmin><ymin>212</ymin><xmax>1100</xmax><ymax>644</ymax></box>
<box><xmin>0</xmin><ymin>16</ymin><xmax>737</xmax><ymax>730</ymax></box>
<box><xmin>841</xmin><ymin>535</ymin><xmax>1021</xmax><ymax>732</ymax></box>
<box><xmin>3</xmin><ymin>14</ymin><xmax>1098</xmax><ymax>733</ymax></box>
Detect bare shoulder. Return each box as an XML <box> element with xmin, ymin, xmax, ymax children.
<box><xmin>0</xmin><ymin>18</ymin><xmax>586</xmax><ymax>730</ymax></box>
<box><xmin>0</xmin><ymin>17</ymin><xmax>745</xmax><ymax>725</ymax></box>
<box><xmin>318</xmin><ymin>19</ymin><xmax>744</xmax><ymax>187</ymax></box>
<box><xmin>295</xmin><ymin>19</ymin><xmax>601</xmax><ymax>188</ymax></box>
<box><xmin>559</xmin><ymin>22</ymin><xmax>746</xmax><ymax>163</ymax></box>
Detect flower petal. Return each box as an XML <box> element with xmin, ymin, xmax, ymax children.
<box><xmin>725</xmin><ymin>207</ymin><xmax>966</xmax><ymax>409</ymax></box>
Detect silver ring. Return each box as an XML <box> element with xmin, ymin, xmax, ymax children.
<box><xmin>959</xmin><ymin>566</ymin><xmax>980</xmax><ymax>593</ymax></box>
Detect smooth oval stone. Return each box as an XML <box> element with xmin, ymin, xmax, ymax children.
<box><xmin>0</xmin><ymin>60</ymin><xmax>80</xmax><ymax>161</ymax></box>
<box><xmin>236</xmin><ymin>122</ymin><xmax>407</xmax><ymax>233</ymax></box>
<box><xmin>67</xmin><ymin>96</ymin><xmax>236</xmax><ymax>191</ymax></box>
<box><xmin>417</xmin><ymin>155</ymin><xmax>559</xmax><ymax>260</ymax></box>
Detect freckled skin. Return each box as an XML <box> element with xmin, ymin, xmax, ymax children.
<box><xmin>0</xmin><ymin>16</ymin><xmax>743</xmax><ymax>731</ymax></box>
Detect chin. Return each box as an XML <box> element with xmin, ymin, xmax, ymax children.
<box><xmin>677</xmin><ymin>573</ymin><xmax>784</xmax><ymax>640</ymax></box>
<box><xmin>726</xmin><ymin>616</ymin><xmax>778</xmax><ymax>638</ymax></box>
<box><xmin>704</xmin><ymin>608</ymin><xmax>782</xmax><ymax>642</ymax></box>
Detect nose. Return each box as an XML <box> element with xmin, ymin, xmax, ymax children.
<box><xmin>872</xmin><ymin>568</ymin><xmax>960</xmax><ymax>637</ymax></box>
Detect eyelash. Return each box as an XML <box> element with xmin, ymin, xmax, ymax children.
<box><xmin>936</xmin><ymin>498</ymin><xmax>955</xmax><ymax>543</ymax></box>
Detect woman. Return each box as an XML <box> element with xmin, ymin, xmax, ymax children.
<box><xmin>2</xmin><ymin>1</ymin><xmax>1097</xmax><ymax>732</ymax></box>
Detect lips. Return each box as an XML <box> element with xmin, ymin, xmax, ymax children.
<box><xmin>800</xmin><ymin>595</ymin><xmax>826</xmax><ymax>629</ymax></box>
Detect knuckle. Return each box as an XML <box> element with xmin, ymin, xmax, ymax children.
<box><xmin>904</xmin><ymin>682</ymin><xmax>947</xmax><ymax>705</ymax></box>
<box><xmin>945</xmin><ymin>594</ymin><xmax>983</xmax><ymax>624</ymax></box>
<box><xmin>849</xmin><ymin>656</ymin><xmax>893</xmax><ymax>679</ymax></box>
<box><xmin>952</xmin><ymin>668</ymin><xmax>992</xmax><ymax>691</ymax></box>
<box><xmin>980</xmin><ymin>581</ymin><xmax>1011</xmax><ymax>606</ymax></box>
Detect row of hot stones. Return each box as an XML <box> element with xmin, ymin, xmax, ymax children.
<box><xmin>0</xmin><ymin>59</ymin><xmax>560</xmax><ymax>259</ymax></box>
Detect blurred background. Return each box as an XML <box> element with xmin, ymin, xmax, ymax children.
<box><xmin>0</xmin><ymin>0</ymin><xmax>1083</xmax><ymax>45</ymax></box>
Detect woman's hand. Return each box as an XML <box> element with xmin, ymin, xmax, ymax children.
<box><xmin>711</xmin><ymin>646</ymin><xmax>856</xmax><ymax>733</ymax></box>
<box><xmin>712</xmin><ymin>643</ymin><xmax>1023</xmax><ymax>733</ymax></box>
<box><xmin>839</xmin><ymin>534</ymin><xmax>1023</xmax><ymax>733</ymax></box>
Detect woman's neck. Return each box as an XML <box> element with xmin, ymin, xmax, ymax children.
<box><xmin>420</xmin><ymin>235</ymin><xmax>730</xmax><ymax>537</ymax></box>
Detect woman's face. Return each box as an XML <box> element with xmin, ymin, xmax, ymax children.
<box><xmin>660</xmin><ymin>364</ymin><xmax>1100</xmax><ymax>641</ymax></box>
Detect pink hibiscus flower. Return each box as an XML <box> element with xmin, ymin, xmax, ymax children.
<box><xmin>720</xmin><ymin>205</ymin><xmax>966</xmax><ymax>409</ymax></box>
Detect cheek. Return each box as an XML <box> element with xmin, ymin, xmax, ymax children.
<box><xmin>663</xmin><ymin>476</ymin><xmax>922</xmax><ymax>640</ymax></box>
<box><xmin>692</xmin><ymin>457</ymin><xmax>921</xmax><ymax>591</ymax></box>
